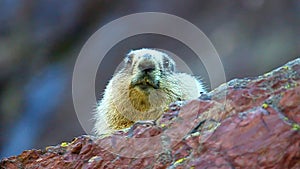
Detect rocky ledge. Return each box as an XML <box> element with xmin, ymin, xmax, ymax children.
<box><xmin>1</xmin><ymin>58</ymin><xmax>300</xmax><ymax>169</ymax></box>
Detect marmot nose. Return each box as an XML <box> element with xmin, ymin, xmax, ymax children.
<box><xmin>138</xmin><ymin>60</ymin><xmax>156</xmax><ymax>73</ymax></box>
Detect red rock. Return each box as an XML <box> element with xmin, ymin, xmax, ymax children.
<box><xmin>1</xmin><ymin>58</ymin><xmax>300</xmax><ymax>168</ymax></box>
<box><xmin>279</xmin><ymin>86</ymin><xmax>300</xmax><ymax>123</ymax></box>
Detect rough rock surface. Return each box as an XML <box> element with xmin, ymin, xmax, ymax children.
<box><xmin>1</xmin><ymin>58</ymin><xmax>300</xmax><ymax>169</ymax></box>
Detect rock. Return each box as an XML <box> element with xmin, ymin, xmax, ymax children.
<box><xmin>1</xmin><ymin>58</ymin><xmax>300</xmax><ymax>168</ymax></box>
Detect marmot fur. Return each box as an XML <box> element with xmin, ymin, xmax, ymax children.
<box><xmin>94</xmin><ymin>48</ymin><xmax>206</xmax><ymax>135</ymax></box>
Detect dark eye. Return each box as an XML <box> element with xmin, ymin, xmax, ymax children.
<box><xmin>163</xmin><ymin>60</ymin><xmax>169</xmax><ymax>68</ymax></box>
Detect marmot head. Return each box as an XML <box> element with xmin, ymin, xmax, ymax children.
<box><xmin>121</xmin><ymin>48</ymin><xmax>176</xmax><ymax>91</ymax></box>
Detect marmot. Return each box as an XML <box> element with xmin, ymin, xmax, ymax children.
<box><xmin>94</xmin><ymin>48</ymin><xmax>206</xmax><ymax>135</ymax></box>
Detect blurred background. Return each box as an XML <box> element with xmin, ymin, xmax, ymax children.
<box><xmin>0</xmin><ymin>0</ymin><xmax>299</xmax><ymax>158</ymax></box>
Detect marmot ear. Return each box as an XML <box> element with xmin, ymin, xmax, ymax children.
<box><xmin>125</xmin><ymin>53</ymin><xmax>134</xmax><ymax>64</ymax></box>
<box><xmin>170</xmin><ymin>62</ymin><xmax>175</xmax><ymax>72</ymax></box>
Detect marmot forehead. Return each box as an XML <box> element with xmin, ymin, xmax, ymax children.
<box><xmin>128</xmin><ymin>48</ymin><xmax>167</xmax><ymax>58</ymax></box>
<box><xmin>126</xmin><ymin>48</ymin><xmax>175</xmax><ymax>72</ymax></box>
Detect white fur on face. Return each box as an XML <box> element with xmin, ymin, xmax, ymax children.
<box><xmin>127</xmin><ymin>48</ymin><xmax>175</xmax><ymax>72</ymax></box>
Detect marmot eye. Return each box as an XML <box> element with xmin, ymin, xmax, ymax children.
<box><xmin>163</xmin><ymin>60</ymin><xmax>169</xmax><ymax>68</ymax></box>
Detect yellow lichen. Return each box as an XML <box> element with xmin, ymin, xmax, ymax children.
<box><xmin>283</xmin><ymin>66</ymin><xmax>289</xmax><ymax>70</ymax></box>
<box><xmin>284</xmin><ymin>84</ymin><xmax>291</xmax><ymax>89</ymax></box>
<box><xmin>262</xmin><ymin>103</ymin><xmax>268</xmax><ymax>109</ymax></box>
<box><xmin>160</xmin><ymin>123</ymin><xmax>166</xmax><ymax>128</ymax></box>
<box><xmin>60</xmin><ymin>142</ymin><xmax>69</xmax><ymax>147</ymax></box>
<box><xmin>174</xmin><ymin>158</ymin><xmax>187</xmax><ymax>165</ymax></box>
<box><xmin>292</xmin><ymin>123</ymin><xmax>300</xmax><ymax>131</ymax></box>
